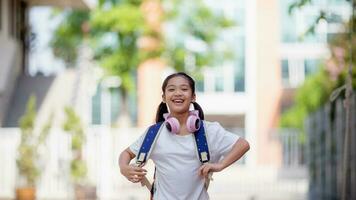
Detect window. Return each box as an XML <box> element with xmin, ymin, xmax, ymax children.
<box><xmin>110</xmin><ymin>88</ymin><xmax>121</xmax><ymax>124</ymax></box>
<box><xmin>305</xmin><ymin>59</ymin><xmax>320</xmax><ymax>76</ymax></box>
<box><xmin>8</xmin><ymin>0</ymin><xmax>24</xmax><ymax>39</ymax></box>
<box><xmin>280</xmin><ymin>0</ymin><xmax>298</xmax><ymax>43</ymax></box>
<box><xmin>215</xmin><ymin>74</ymin><xmax>224</xmax><ymax>92</ymax></box>
<box><xmin>91</xmin><ymin>79</ymin><xmax>138</xmax><ymax>125</ymax></box>
<box><xmin>91</xmin><ymin>85</ymin><xmax>102</xmax><ymax>125</ymax></box>
<box><xmin>234</xmin><ymin>59</ymin><xmax>245</xmax><ymax>92</ymax></box>
<box><xmin>281</xmin><ymin>59</ymin><xmax>289</xmax><ymax>86</ymax></box>
<box><xmin>196</xmin><ymin>78</ymin><xmax>204</xmax><ymax>92</ymax></box>
<box><xmin>91</xmin><ymin>85</ymin><xmax>121</xmax><ymax>125</ymax></box>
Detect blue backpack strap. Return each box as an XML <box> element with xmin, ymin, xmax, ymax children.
<box><xmin>136</xmin><ymin>122</ymin><xmax>164</xmax><ymax>165</ymax></box>
<box><xmin>137</xmin><ymin>121</ymin><xmax>210</xmax><ymax>164</ymax></box>
<box><xmin>193</xmin><ymin>121</ymin><xmax>210</xmax><ymax>163</ymax></box>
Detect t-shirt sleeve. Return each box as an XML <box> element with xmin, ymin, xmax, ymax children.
<box><xmin>207</xmin><ymin>122</ymin><xmax>240</xmax><ymax>160</ymax></box>
<box><xmin>129</xmin><ymin>129</ymin><xmax>148</xmax><ymax>156</ymax></box>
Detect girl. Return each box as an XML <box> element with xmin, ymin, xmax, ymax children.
<box><xmin>119</xmin><ymin>72</ymin><xmax>250</xmax><ymax>200</ymax></box>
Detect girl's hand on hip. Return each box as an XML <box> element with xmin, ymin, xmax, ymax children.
<box><xmin>198</xmin><ymin>163</ymin><xmax>224</xmax><ymax>178</ymax></box>
<box><xmin>120</xmin><ymin>163</ymin><xmax>147</xmax><ymax>183</ymax></box>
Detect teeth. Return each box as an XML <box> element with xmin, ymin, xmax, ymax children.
<box><xmin>173</xmin><ymin>100</ymin><xmax>183</xmax><ymax>103</ymax></box>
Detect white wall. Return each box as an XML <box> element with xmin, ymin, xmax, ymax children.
<box><xmin>198</xmin><ymin>92</ymin><xmax>247</xmax><ymax>115</ymax></box>
<box><xmin>244</xmin><ymin>0</ymin><xmax>257</xmax><ymax>167</ymax></box>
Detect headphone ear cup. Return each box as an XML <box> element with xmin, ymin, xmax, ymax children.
<box><xmin>165</xmin><ymin>117</ymin><xmax>180</xmax><ymax>134</ymax></box>
<box><xmin>186</xmin><ymin>114</ymin><xmax>201</xmax><ymax>133</ymax></box>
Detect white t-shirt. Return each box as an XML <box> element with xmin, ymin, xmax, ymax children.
<box><xmin>129</xmin><ymin>121</ymin><xmax>240</xmax><ymax>200</ymax></box>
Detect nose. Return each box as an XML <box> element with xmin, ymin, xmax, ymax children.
<box><xmin>173</xmin><ymin>89</ymin><xmax>183</xmax><ymax>96</ymax></box>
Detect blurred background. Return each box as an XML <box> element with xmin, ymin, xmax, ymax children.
<box><xmin>0</xmin><ymin>0</ymin><xmax>355</xmax><ymax>199</ymax></box>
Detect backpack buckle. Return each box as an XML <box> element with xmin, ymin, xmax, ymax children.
<box><xmin>138</xmin><ymin>152</ymin><xmax>146</xmax><ymax>163</ymax></box>
<box><xmin>201</xmin><ymin>152</ymin><xmax>208</xmax><ymax>162</ymax></box>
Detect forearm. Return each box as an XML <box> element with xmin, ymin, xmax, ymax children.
<box><xmin>219</xmin><ymin>138</ymin><xmax>250</xmax><ymax>170</ymax></box>
<box><xmin>119</xmin><ymin>148</ymin><xmax>135</xmax><ymax>170</ymax></box>
<box><xmin>119</xmin><ymin>148</ymin><xmax>148</xmax><ymax>184</ymax></box>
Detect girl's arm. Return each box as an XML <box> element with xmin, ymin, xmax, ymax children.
<box><xmin>119</xmin><ymin>148</ymin><xmax>147</xmax><ymax>183</ymax></box>
<box><xmin>199</xmin><ymin>138</ymin><xmax>250</xmax><ymax>177</ymax></box>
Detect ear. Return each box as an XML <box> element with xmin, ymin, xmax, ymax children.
<box><xmin>191</xmin><ymin>93</ymin><xmax>196</xmax><ymax>103</ymax></box>
<box><xmin>162</xmin><ymin>94</ymin><xmax>166</xmax><ymax>103</ymax></box>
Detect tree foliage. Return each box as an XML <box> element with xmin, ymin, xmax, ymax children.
<box><xmin>281</xmin><ymin>0</ymin><xmax>355</xmax><ymax>131</ymax></box>
<box><xmin>90</xmin><ymin>3</ymin><xmax>145</xmax><ymax>93</ymax></box>
<box><xmin>50</xmin><ymin>0</ymin><xmax>236</xmax><ymax>123</ymax></box>
<box><xmin>162</xmin><ymin>0</ymin><xmax>235</xmax><ymax>72</ymax></box>
<box><xmin>50</xmin><ymin>10</ymin><xmax>90</xmax><ymax>67</ymax></box>
<box><xmin>280</xmin><ymin>69</ymin><xmax>335</xmax><ymax>129</ymax></box>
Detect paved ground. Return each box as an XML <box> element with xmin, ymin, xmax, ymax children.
<box><xmin>0</xmin><ymin>165</ymin><xmax>307</xmax><ymax>200</ymax></box>
<box><xmin>116</xmin><ymin>165</ymin><xmax>308</xmax><ymax>200</ymax></box>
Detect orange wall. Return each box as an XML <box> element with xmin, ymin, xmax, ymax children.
<box><xmin>137</xmin><ymin>0</ymin><xmax>165</xmax><ymax>127</ymax></box>
<box><xmin>137</xmin><ymin>59</ymin><xmax>165</xmax><ymax>127</ymax></box>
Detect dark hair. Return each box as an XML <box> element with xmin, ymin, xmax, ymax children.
<box><xmin>155</xmin><ymin>72</ymin><xmax>205</xmax><ymax>123</ymax></box>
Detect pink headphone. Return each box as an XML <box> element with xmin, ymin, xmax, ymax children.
<box><xmin>163</xmin><ymin>110</ymin><xmax>201</xmax><ymax>134</ymax></box>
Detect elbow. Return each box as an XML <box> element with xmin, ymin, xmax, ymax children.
<box><xmin>236</xmin><ymin>137</ymin><xmax>250</xmax><ymax>153</ymax></box>
<box><xmin>242</xmin><ymin>138</ymin><xmax>250</xmax><ymax>152</ymax></box>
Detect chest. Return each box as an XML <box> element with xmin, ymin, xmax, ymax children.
<box><xmin>150</xmin><ymin>131</ymin><xmax>199</xmax><ymax>163</ymax></box>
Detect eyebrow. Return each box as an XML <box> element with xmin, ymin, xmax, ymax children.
<box><xmin>166</xmin><ymin>84</ymin><xmax>190</xmax><ymax>88</ymax></box>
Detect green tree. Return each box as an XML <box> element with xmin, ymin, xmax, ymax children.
<box><xmin>89</xmin><ymin>0</ymin><xmax>145</xmax><ymax>118</ymax></box>
<box><xmin>51</xmin><ymin>1</ymin><xmax>145</xmax><ymax>124</ymax></box>
<box><xmin>50</xmin><ymin>10</ymin><xmax>90</xmax><ymax>67</ymax></box>
<box><xmin>162</xmin><ymin>0</ymin><xmax>235</xmax><ymax>73</ymax></box>
<box><xmin>281</xmin><ymin>0</ymin><xmax>355</xmax><ymax>131</ymax></box>
<box><xmin>280</xmin><ymin>69</ymin><xmax>336</xmax><ymax>130</ymax></box>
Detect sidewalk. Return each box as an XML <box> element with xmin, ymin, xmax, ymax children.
<box><xmin>116</xmin><ymin>165</ymin><xmax>308</xmax><ymax>200</ymax></box>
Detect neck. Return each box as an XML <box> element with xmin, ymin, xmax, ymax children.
<box><xmin>169</xmin><ymin>111</ymin><xmax>191</xmax><ymax>135</ymax></box>
<box><xmin>171</xmin><ymin>112</ymin><xmax>189</xmax><ymax>126</ymax></box>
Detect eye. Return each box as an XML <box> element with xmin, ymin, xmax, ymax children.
<box><xmin>167</xmin><ymin>88</ymin><xmax>175</xmax><ymax>92</ymax></box>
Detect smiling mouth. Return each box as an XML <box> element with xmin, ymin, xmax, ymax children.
<box><xmin>172</xmin><ymin>99</ymin><xmax>184</xmax><ymax>104</ymax></box>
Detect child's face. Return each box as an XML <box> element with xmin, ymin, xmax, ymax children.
<box><xmin>162</xmin><ymin>76</ymin><xmax>196</xmax><ymax>115</ymax></box>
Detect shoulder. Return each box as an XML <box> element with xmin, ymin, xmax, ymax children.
<box><xmin>202</xmin><ymin>120</ymin><xmax>225</xmax><ymax>137</ymax></box>
<box><xmin>203</xmin><ymin>120</ymin><xmax>223</xmax><ymax>131</ymax></box>
<box><xmin>145</xmin><ymin>121</ymin><xmax>165</xmax><ymax>133</ymax></box>
<box><xmin>203</xmin><ymin>120</ymin><xmax>239</xmax><ymax>140</ymax></box>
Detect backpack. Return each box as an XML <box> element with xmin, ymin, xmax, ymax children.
<box><xmin>135</xmin><ymin>120</ymin><xmax>212</xmax><ymax>196</ymax></box>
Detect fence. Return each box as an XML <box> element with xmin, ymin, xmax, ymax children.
<box><xmin>0</xmin><ymin>126</ymin><xmax>147</xmax><ymax>199</ymax></box>
<box><xmin>306</xmin><ymin>94</ymin><xmax>356</xmax><ymax>200</ymax></box>
<box><xmin>276</xmin><ymin>129</ymin><xmax>306</xmax><ymax>167</ymax></box>
<box><xmin>0</xmin><ymin>125</ymin><xmax>308</xmax><ymax>200</ymax></box>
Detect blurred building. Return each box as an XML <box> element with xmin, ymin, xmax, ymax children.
<box><xmin>279</xmin><ymin>0</ymin><xmax>351</xmax><ymax>111</ymax></box>
<box><xmin>0</xmin><ymin>0</ymin><xmax>351</xmax><ymax>199</ymax></box>
<box><xmin>134</xmin><ymin>0</ymin><xmax>351</xmax><ymax>168</ymax></box>
<box><xmin>1</xmin><ymin>0</ymin><xmax>351</xmax><ymax>167</ymax></box>
<box><xmin>137</xmin><ymin>0</ymin><xmax>278</xmax><ymax>167</ymax></box>
<box><xmin>0</xmin><ymin>0</ymin><xmax>28</xmax><ymax>127</ymax></box>
<box><xmin>0</xmin><ymin>0</ymin><xmax>93</xmax><ymax>128</ymax></box>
